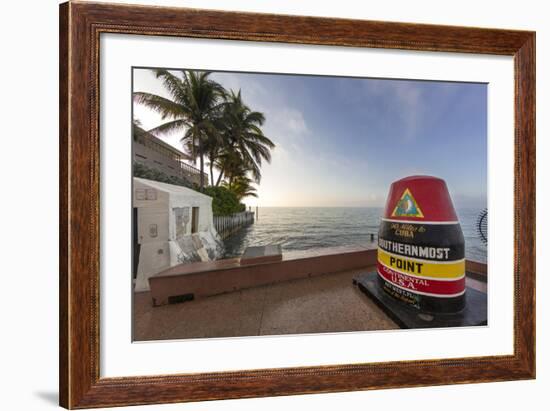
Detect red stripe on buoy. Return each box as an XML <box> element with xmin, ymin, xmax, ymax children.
<box><xmin>382</xmin><ymin>175</ymin><xmax>458</xmax><ymax>222</ymax></box>
<box><xmin>377</xmin><ymin>262</ymin><xmax>465</xmax><ymax>296</ymax></box>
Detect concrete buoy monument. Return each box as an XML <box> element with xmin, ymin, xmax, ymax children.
<box><xmin>354</xmin><ymin>176</ymin><xmax>487</xmax><ymax>328</ymax></box>
<box><xmin>378</xmin><ymin>176</ymin><xmax>466</xmax><ymax>312</ymax></box>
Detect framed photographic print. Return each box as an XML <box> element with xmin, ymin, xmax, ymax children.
<box><xmin>59</xmin><ymin>1</ymin><xmax>535</xmax><ymax>408</ymax></box>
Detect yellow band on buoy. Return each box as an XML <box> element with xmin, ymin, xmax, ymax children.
<box><xmin>377</xmin><ymin>248</ymin><xmax>465</xmax><ymax>280</ymax></box>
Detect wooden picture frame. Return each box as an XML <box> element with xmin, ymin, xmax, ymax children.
<box><xmin>59</xmin><ymin>1</ymin><xmax>535</xmax><ymax>408</ymax></box>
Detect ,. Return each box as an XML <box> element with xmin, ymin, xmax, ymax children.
<box><xmin>59</xmin><ymin>2</ymin><xmax>535</xmax><ymax>408</ymax></box>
